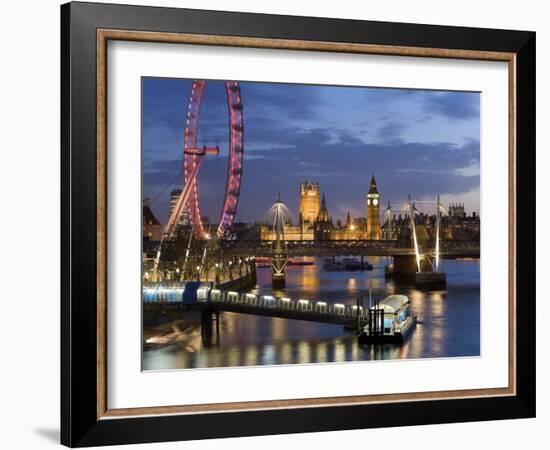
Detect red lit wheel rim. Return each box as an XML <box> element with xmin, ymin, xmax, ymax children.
<box><xmin>183</xmin><ymin>80</ymin><xmax>244</xmax><ymax>239</ymax></box>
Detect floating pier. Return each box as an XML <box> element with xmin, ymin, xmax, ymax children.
<box><xmin>357</xmin><ymin>294</ymin><xmax>417</xmax><ymax>344</ymax></box>
<box><xmin>357</xmin><ymin>314</ymin><xmax>417</xmax><ymax>344</ymax></box>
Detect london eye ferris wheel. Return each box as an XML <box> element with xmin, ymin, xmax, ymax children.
<box><xmin>163</xmin><ymin>79</ymin><xmax>245</xmax><ymax>242</ymax></box>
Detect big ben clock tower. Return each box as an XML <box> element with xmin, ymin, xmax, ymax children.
<box><xmin>366</xmin><ymin>175</ymin><xmax>382</xmax><ymax>240</ymax></box>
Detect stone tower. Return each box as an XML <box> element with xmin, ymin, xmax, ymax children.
<box><xmin>314</xmin><ymin>193</ymin><xmax>333</xmax><ymax>240</ymax></box>
<box><xmin>366</xmin><ymin>175</ymin><xmax>381</xmax><ymax>240</ymax></box>
<box><xmin>299</xmin><ymin>181</ymin><xmax>320</xmax><ymax>228</ymax></box>
<box><xmin>316</xmin><ymin>192</ymin><xmax>330</xmax><ymax>223</ymax></box>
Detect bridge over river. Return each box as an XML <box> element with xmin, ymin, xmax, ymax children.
<box><xmin>193</xmin><ymin>286</ymin><xmax>369</xmax><ymax>327</ymax></box>
<box><xmin>144</xmin><ymin>284</ymin><xmax>369</xmax><ymax>327</ymax></box>
<box><xmin>144</xmin><ymin>285</ymin><xmax>416</xmax><ymax>344</ymax></box>
<box><xmin>223</xmin><ymin>239</ymin><xmax>480</xmax><ymax>258</ymax></box>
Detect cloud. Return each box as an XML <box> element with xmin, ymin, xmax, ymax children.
<box><xmin>234</xmin><ymin>131</ymin><xmax>480</xmax><ymax>221</ymax></box>
<box><xmin>142</xmin><ymin>79</ymin><xmax>480</xmax><ymax>223</ymax></box>
<box><xmin>423</xmin><ymin>91</ymin><xmax>480</xmax><ymax>120</ymax></box>
<box><xmin>359</xmin><ymin>88</ymin><xmax>479</xmax><ymax>126</ymax></box>
<box><xmin>242</xmin><ymin>81</ymin><xmax>325</xmax><ymax>121</ymax></box>
<box><xmin>142</xmin><ymin>77</ymin><xmax>191</xmax><ymax>132</ymax></box>
<box><xmin>415</xmin><ymin>116</ymin><xmax>432</xmax><ymax>124</ymax></box>
<box><xmin>376</xmin><ymin>122</ymin><xmax>406</xmax><ymax>141</ymax></box>
<box><xmin>336</xmin><ymin>129</ymin><xmax>365</xmax><ymax>145</ymax></box>
<box><xmin>145</xmin><ymin>137</ymin><xmax>480</xmax><ymax>223</ymax></box>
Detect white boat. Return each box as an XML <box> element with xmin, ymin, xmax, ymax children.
<box><xmin>358</xmin><ymin>294</ymin><xmax>417</xmax><ymax>343</ymax></box>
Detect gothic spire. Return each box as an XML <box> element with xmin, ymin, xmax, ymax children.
<box><xmin>317</xmin><ymin>192</ymin><xmax>330</xmax><ymax>223</ymax></box>
<box><xmin>368</xmin><ymin>174</ymin><xmax>379</xmax><ymax>194</ymax></box>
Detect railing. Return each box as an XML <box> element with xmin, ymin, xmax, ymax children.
<box><xmin>143</xmin><ymin>283</ymin><xmax>186</xmax><ymax>303</ymax></box>
<box><xmin>392</xmin><ymin>314</ymin><xmax>416</xmax><ymax>335</ymax></box>
<box><xmin>223</xmin><ymin>239</ymin><xmax>480</xmax><ymax>257</ymax></box>
<box><xmin>196</xmin><ymin>287</ymin><xmax>368</xmax><ymax>322</ymax></box>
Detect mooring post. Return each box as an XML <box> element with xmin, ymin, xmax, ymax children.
<box><xmin>368</xmin><ymin>308</ymin><xmax>374</xmax><ymax>336</ymax></box>
<box><xmin>368</xmin><ymin>280</ymin><xmax>372</xmax><ymax>309</ymax></box>
<box><xmin>356</xmin><ymin>296</ymin><xmax>361</xmax><ymax>332</ymax></box>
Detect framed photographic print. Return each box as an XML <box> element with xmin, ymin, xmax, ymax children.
<box><xmin>61</xmin><ymin>1</ymin><xmax>536</xmax><ymax>447</ymax></box>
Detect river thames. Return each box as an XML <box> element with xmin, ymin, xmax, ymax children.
<box><xmin>142</xmin><ymin>256</ymin><xmax>480</xmax><ymax>370</ymax></box>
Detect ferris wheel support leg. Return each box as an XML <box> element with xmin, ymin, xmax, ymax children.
<box><xmin>150</xmin><ymin>159</ymin><xmax>204</xmax><ymax>282</ymax></box>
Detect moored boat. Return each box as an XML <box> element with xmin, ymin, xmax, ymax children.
<box><xmin>323</xmin><ymin>257</ymin><xmax>373</xmax><ymax>271</ymax></box>
<box><xmin>357</xmin><ymin>294</ymin><xmax>417</xmax><ymax>344</ymax></box>
<box><xmin>287</xmin><ymin>257</ymin><xmax>314</xmax><ymax>267</ymax></box>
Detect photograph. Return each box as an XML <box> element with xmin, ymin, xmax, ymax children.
<box><xmin>141</xmin><ymin>78</ymin><xmax>481</xmax><ymax>370</ymax></box>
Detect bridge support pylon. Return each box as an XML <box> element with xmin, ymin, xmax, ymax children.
<box><xmin>272</xmin><ymin>254</ymin><xmax>286</xmax><ymax>288</ymax></box>
<box><xmin>415</xmin><ymin>271</ymin><xmax>446</xmax><ymax>289</ymax></box>
<box><xmin>200</xmin><ymin>308</ymin><xmax>220</xmax><ymax>347</ymax></box>
<box><xmin>271</xmin><ymin>193</ymin><xmax>288</xmax><ymax>289</ymax></box>
<box><xmin>391</xmin><ymin>255</ymin><xmax>418</xmax><ymax>276</ymax></box>
<box><xmin>387</xmin><ymin>255</ymin><xmax>446</xmax><ymax>289</ymax></box>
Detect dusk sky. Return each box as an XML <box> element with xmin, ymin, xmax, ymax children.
<box><xmin>142</xmin><ymin>78</ymin><xmax>480</xmax><ymax>225</ymax></box>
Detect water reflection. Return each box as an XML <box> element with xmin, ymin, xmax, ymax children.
<box><xmin>143</xmin><ymin>256</ymin><xmax>480</xmax><ymax>370</ymax></box>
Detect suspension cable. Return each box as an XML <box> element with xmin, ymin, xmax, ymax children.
<box><xmin>149</xmin><ymin>170</ymin><xmax>183</xmax><ymax>205</ymax></box>
<box><xmin>144</xmin><ymin>156</ymin><xmax>181</xmax><ymax>199</ymax></box>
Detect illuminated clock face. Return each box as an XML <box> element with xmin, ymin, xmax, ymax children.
<box><xmin>373</xmin><ymin>199</ymin><xmax>379</xmax><ymax>206</ymax></box>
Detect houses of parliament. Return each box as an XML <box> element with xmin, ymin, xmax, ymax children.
<box><xmin>260</xmin><ymin>176</ymin><xmax>382</xmax><ymax>241</ymax></box>
<box><xmin>259</xmin><ymin>176</ymin><xmax>480</xmax><ymax>242</ymax></box>
<box><xmin>143</xmin><ymin>175</ymin><xmax>480</xmax><ymax>244</ymax></box>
